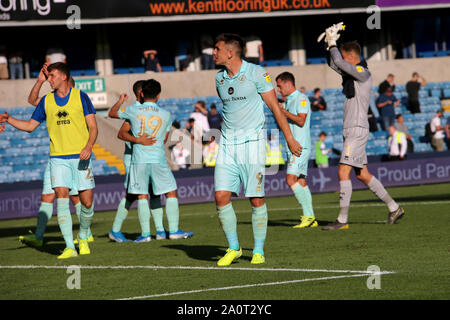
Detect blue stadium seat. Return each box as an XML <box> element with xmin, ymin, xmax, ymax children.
<box><xmin>161</xmin><ymin>66</ymin><xmax>175</xmax><ymax>72</ymax></box>
<box><xmin>418</xmin><ymin>51</ymin><xmax>436</xmax><ymax>58</ymax></box>
<box><xmin>307</xmin><ymin>57</ymin><xmax>327</xmax><ymax>64</ymax></box>
<box><xmin>443</xmin><ymin>88</ymin><xmax>450</xmax><ymax>98</ymax></box>
<box><xmin>71</xmin><ymin>69</ymin><xmax>97</xmax><ymax>76</ymax></box>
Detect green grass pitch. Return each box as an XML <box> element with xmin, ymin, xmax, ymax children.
<box><xmin>0</xmin><ymin>183</ymin><xmax>449</xmax><ymax>300</ymax></box>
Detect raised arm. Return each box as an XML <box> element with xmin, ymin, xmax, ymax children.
<box><xmin>80</xmin><ymin>114</ymin><xmax>98</xmax><ymax>160</ymax></box>
<box><xmin>329</xmin><ymin>47</ymin><xmax>371</xmax><ymax>82</ymax></box>
<box><xmin>261</xmin><ymin>89</ymin><xmax>302</xmax><ymax>157</ymax></box>
<box><xmin>28</xmin><ymin>64</ymin><xmax>48</xmax><ymax>106</ymax></box>
<box><xmin>108</xmin><ymin>94</ymin><xmax>128</xmax><ymax>119</ymax></box>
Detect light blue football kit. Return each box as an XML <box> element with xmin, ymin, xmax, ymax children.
<box><xmin>284</xmin><ymin>90</ymin><xmax>315</xmax><ymax>218</ymax></box>
<box><xmin>118</xmin><ymin>101</ymin><xmax>176</xmax><ymax>195</ymax></box>
<box><xmin>285</xmin><ymin>90</ymin><xmax>311</xmax><ymax>177</ymax></box>
<box><xmin>215</xmin><ymin>60</ymin><xmax>273</xmax><ymax>258</ymax></box>
<box><xmin>215</xmin><ymin>60</ymin><xmax>273</xmax><ymax>198</ymax></box>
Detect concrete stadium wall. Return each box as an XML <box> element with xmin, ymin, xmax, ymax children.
<box><xmin>1</xmin><ymin>57</ymin><xmax>450</xmax><ymax>109</ymax></box>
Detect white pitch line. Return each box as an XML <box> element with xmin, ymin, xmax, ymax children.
<box><xmin>235</xmin><ymin>200</ymin><xmax>450</xmax><ymax>214</ymax></box>
<box><xmin>117</xmin><ymin>273</ymin><xmax>375</xmax><ymax>300</ymax></box>
<box><xmin>0</xmin><ymin>265</ymin><xmax>395</xmax><ymax>275</ymax></box>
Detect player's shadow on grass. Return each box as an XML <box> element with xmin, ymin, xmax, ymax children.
<box><xmin>0</xmin><ymin>225</ymin><xmax>62</xmax><ymax>239</ymax></box>
<box><xmin>161</xmin><ymin>244</ymin><xmax>253</xmax><ymax>262</ymax></box>
<box><xmin>7</xmin><ymin>236</ymin><xmax>67</xmax><ymax>257</ymax></box>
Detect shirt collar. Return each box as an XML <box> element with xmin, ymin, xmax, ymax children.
<box><xmin>223</xmin><ymin>60</ymin><xmax>248</xmax><ymax>80</ymax></box>
<box><xmin>286</xmin><ymin>89</ymin><xmax>299</xmax><ymax>102</ymax></box>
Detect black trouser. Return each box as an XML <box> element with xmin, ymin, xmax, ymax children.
<box><xmin>407</xmin><ymin>138</ymin><xmax>414</xmax><ymax>153</ymax></box>
<box><xmin>409</xmin><ymin>99</ymin><xmax>421</xmax><ymax>114</ymax></box>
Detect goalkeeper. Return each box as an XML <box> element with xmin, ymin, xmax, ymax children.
<box><xmin>319</xmin><ymin>23</ymin><xmax>405</xmax><ymax>229</ymax></box>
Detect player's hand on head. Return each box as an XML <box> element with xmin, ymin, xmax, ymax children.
<box><xmin>136</xmin><ymin>134</ymin><xmax>157</xmax><ymax>146</ymax></box>
<box><xmin>38</xmin><ymin>64</ymin><xmax>48</xmax><ymax>81</ymax></box>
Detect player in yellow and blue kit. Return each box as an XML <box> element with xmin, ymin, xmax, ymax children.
<box><xmin>212</xmin><ymin>34</ymin><xmax>302</xmax><ymax>266</ymax></box>
<box><xmin>18</xmin><ymin>65</ymin><xmax>93</xmax><ymax>248</ymax></box>
<box><xmin>0</xmin><ymin>62</ymin><xmax>98</xmax><ymax>259</ymax></box>
<box><xmin>108</xmin><ymin>79</ymin><xmax>193</xmax><ymax>242</ymax></box>
<box><xmin>276</xmin><ymin>72</ymin><xmax>317</xmax><ymax>228</ymax></box>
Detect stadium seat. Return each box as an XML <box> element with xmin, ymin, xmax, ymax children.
<box><xmin>435</xmin><ymin>51</ymin><xmax>448</xmax><ymax>57</ymax></box>
<box><xmin>306</xmin><ymin>57</ymin><xmax>327</xmax><ymax>64</ymax></box>
<box><xmin>161</xmin><ymin>66</ymin><xmax>175</xmax><ymax>72</ymax></box>
<box><xmin>418</xmin><ymin>51</ymin><xmax>436</xmax><ymax>58</ymax></box>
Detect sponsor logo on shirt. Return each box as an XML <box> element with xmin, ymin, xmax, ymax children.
<box><xmin>56</xmin><ymin>110</ymin><xmax>70</xmax><ymax>125</ymax></box>
<box><xmin>263</xmin><ymin>72</ymin><xmax>271</xmax><ymax>83</ymax></box>
<box><xmin>228</xmin><ymin>87</ymin><xmax>234</xmax><ymax>95</ymax></box>
<box><xmin>300</xmin><ymin>99</ymin><xmax>307</xmax><ymax>107</ymax></box>
<box><xmin>238</xmin><ymin>75</ymin><xmax>246</xmax><ymax>83</ymax></box>
<box><xmin>356</xmin><ymin>66</ymin><xmax>364</xmax><ymax>73</ymax></box>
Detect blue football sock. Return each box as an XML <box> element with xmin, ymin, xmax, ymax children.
<box><xmin>56</xmin><ymin>198</ymin><xmax>74</xmax><ymax>250</ymax></box>
<box><xmin>217</xmin><ymin>203</ymin><xmax>239</xmax><ymax>251</ymax></box>
<box><xmin>252</xmin><ymin>204</ymin><xmax>268</xmax><ymax>256</ymax></box>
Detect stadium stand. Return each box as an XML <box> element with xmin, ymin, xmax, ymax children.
<box><xmin>0</xmin><ymin>81</ymin><xmax>448</xmax><ymax>184</ymax></box>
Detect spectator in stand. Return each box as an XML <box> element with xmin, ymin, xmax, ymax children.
<box><xmin>430</xmin><ymin>109</ymin><xmax>446</xmax><ymax>152</ymax></box>
<box><xmin>189</xmin><ymin>100</ymin><xmax>210</xmax><ymax>139</ymax></box>
<box><xmin>203</xmin><ymin>136</ymin><xmax>219</xmax><ymax>167</ymax></box>
<box><xmin>315</xmin><ymin>131</ymin><xmax>331</xmax><ymax>168</ymax></box>
<box><xmin>376</xmin><ymin>87</ymin><xmax>400</xmax><ymax>131</ymax></box>
<box><xmin>45</xmin><ymin>47</ymin><xmax>66</xmax><ymax>64</ymax></box>
<box><xmin>299</xmin><ymin>86</ymin><xmax>306</xmax><ymax>94</ymax></box>
<box><xmin>0</xmin><ymin>46</ymin><xmax>9</xmax><ymax>80</ymax></box>
<box><xmin>207</xmin><ymin>104</ymin><xmax>222</xmax><ymax>130</ymax></box>
<box><xmin>8</xmin><ymin>49</ymin><xmax>24</xmax><ymax>79</ymax></box>
<box><xmin>387</xmin><ymin>125</ymin><xmax>407</xmax><ymax>161</ymax></box>
<box><xmin>143</xmin><ymin>49</ymin><xmax>162</xmax><ymax>73</ymax></box>
<box><xmin>184</xmin><ymin>118</ymin><xmax>196</xmax><ymax>142</ymax></box>
<box><xmin>200</xmin><ymin>34</ymin><xmax>215</xmax><ymax>70</ymax></box>
<box><xmin>265</xmin><ymin>133</ymin><xmax>285</xmax><ymax>168</ymax></box>
<box><xmin>445</xmin><ymin>113</ymin><xmax>450</xmax><ymax>150</ymax></box>
<box><xmin>309</xmin><ymin>88</ymin><xmax>327</xmax><ymax>112</ymax></box>
<box><xmin>378</xmin><ymin>73</ymin><xmax>395</xmax><ymax>95</ymax></box>
<box><xmin>395</xmin><ymin>114</ymin><xmax>414</xmax><ymax>153</ymax></box>
<box><xmin>244</xmin><ymin>34</ymin><xmax>264</xmax><ymax>65</ymax></box>
<box><xmin>406</xmin><ymin>72</ymin><xmax>427</xmax><ymax>114</ymax></box>
<box><xmin>171</xmin><ymin>141</ymin><xmax>190</xmax><ymax>170</ymax></box>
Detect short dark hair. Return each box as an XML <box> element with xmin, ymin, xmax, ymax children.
<box><xmin>412</xmin><ymin>72</ymin><xmax>419</xmax><ymax>77</ymax></box>
<box><xmin>319</xmin><ymin>131</ymin><xmax>327</xmax><ymax>137</ymax></box>
<box><xmin>210</xmin><ymin>103</ymin><xmax>216</xmax><ymax>110</ymax></box>
<box><xmin>196</xmin><ymin>100</ymin><xmax>206</xmax><ymax>108</ymax></box>
<box><xmin>340</xmin><ymin>41</ymin><xmax>361</xmax><ymax>57</ymax></box>
<box><xmin>314</xmin><ymin>88</ymin><xmax>321</xmax><ymax>94</ymax></box>
<box><xmin>133</xmin><ymin>80</ymin><xmax>146</xmax><ymax>97</ymax></box>
<box><xmin>141</xmin><ymin>79</ymin><xmax>161</xmax><ymax>99</ymax></box>
<box><xmin>47</xmin><ymin>62</ymin><xmax>70</xmax><ymax>81</ymax></box>
<box><xmin>215</xmin><ymin>33</ymin><xmax>245</xmax><ymax>58</ymax></box>
<box><xmin>396</xmin><ymin>114</ymin><xmax>403</xmax><ymax>120</ymax></box>
<box><xmin>275</xmin><ymin>72</ymin><xmax>295</xmax><ymax>87</ymax></box>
